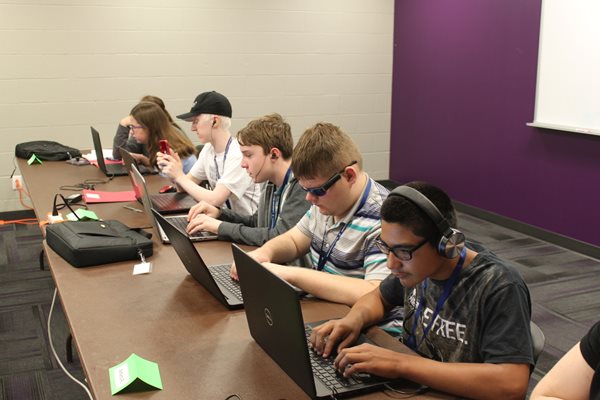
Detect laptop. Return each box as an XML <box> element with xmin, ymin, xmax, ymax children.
<box><xmin>129</xmin><ymin>165</ymin><xmax>217</xmax><ymax>242</ymax></box>
<box><xmin>152</xmin><ymin>208</ymin><xmax>243</xmax><ymax>310</ymax></box>
<box><xmin>232</xmin><ymin>244</ymin><xmax>390</xmax><ymax>399</ymax></box>
<box><xmin>90</xmin><ymin>127</ymin><xmax>128</xmax><ymax>176</ymax></box>
<box><xmin>117</xmin><ymin>146</ymin><xmax>158</xmax><ymax>175</ymax></box>
<box><xmin>123</xmin><ymin>148</ymin><xmax>197</xmax><ymax>215</ymax></box>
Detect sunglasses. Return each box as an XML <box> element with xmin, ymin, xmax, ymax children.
<box><xmin>374</xmin><ymin>235</ymin><xmax>428</xmax><ymax>261</ymax></box>
<box><xmin>301</xmin><ymin>161</ymin><xmax>357</xmax><ymax>197</ymax></box>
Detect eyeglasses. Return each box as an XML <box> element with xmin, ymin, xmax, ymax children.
<box><xmin>301</xmin><ymin>160</ymin><xmax>357</xmax><ymax>197</ymax></box>
<box><xmin>374</xmin><ymin>236</ymin><xmax>428</xmax><ymax>261</ymax></box>
<box><xmin>128</xmin><ymin>125</ymin><xmax>144</xmax><ymax>131</ymax></box>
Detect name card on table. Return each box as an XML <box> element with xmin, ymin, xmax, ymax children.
<box><xmin>109</xmin><ymin>353</ymin><xmax>163</xmax><ymax>395</ymax></box>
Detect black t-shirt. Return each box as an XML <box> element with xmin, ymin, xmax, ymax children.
<box><xmin>379</xmin><ymin>242</ymin><xmax>534</xmax><ymax>366</ymax></box>
<box><xmin>580</xmin><ymin>320</ymin><xmax>600</xmax><ymax>399</ymax></box>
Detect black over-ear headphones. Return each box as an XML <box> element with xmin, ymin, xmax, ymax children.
<box><xmin>388</xmin><ymin>186</ymin><xmax>465</xmax><ymax>258</ymax></box>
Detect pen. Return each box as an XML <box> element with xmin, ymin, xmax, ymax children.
<box><xmin>123</xmin><ymin>205</ymin><xmax>143</xmax><ymax>213</ymax></box>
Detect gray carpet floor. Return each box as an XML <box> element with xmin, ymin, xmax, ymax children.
<box><xmin>0</xmin><ymin>221</ymin><xmax>85</xmax><ymax>400</ymax></box>
<box><xmin>1</xmin><ymin>208</ymin><xmax>599</xmax><ymax>399</ymax></box>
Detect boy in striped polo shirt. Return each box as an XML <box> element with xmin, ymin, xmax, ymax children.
<box><xmin>233</xmin><ymin>122</ymin><xmax>391</xmax><ymax>307</ymax></box>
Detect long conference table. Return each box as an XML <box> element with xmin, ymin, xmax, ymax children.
<box><xmin>18</xmin><ymin>157</ymin><xmax>454</xmax><ymax>399</ymax></box>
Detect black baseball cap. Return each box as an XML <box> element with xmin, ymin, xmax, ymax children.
<box><xmin>176</xmin><ymin>91</ymin><xmax>233</xmax><ymax>121</ymax></box>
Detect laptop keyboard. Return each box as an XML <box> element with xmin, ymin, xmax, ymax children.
<box><xmin>152</xmin><ymin>195</ymin><xmax>184</xmax><ymax>210</ymax></box>
<box><xmin>304</xmin><ymin>330</ymin><xmax>363</xmax><ymax>390</ymax></box>
<box><xmin>209</xmin><ymin>264</ymin><xmax>243</xmax><ymax>300</ymax></box>
<box><xmin>166</xmin><ymin>216</ymin><xmax>215</xmax><ymax>239</ymax></box>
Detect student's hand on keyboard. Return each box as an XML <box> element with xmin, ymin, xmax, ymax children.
<box><xmin>187</xmin><ymin>201</ymin><xmax>221</xmax><ymax>221</ymax></box>
<box><xmin>309</xmin><ymin>318</ymin><xmax>361</xmax><ymax>359</ymax></box>
<box><xmin>334</xmin><ymin>343</ymin><xmax>402</xmax><ymax>380</ymax></box>
<box><xmin>156</xmin><ymin>151</ymin><xmax>184</xmax><ymax>180</ymax></box>
<box><xmin>186</xmin><ymin>213</ymin><xmax>221</xmax><ymax>235</ymax></box>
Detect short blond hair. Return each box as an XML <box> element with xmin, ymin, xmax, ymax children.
<box><xmin>291</xmin><ymin>122</ymin><xmax>362</xmax><ymax>179</ymax></box>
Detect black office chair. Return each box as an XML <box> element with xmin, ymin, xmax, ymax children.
<box><xmin>530</xmin><ymin>321</ymin><xmax>546</xmax><ymax>366</ymax></box>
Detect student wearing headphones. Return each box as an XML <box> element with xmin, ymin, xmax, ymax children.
<box><xmin>157</xmin><ymin>91</ymin><xmax>260</xmax><ymax>216</ymax></box>
<box><xmin>184</xmin><ymin>113</ymin><xmax>311</xmax><ymax>247</ymax></box>
<box><xmin>308</xmin><ymin>181</ymin><xmax>534</xmax><ymax>399</ymax></box>
<box><xmin>234</xmin><ymin>122</ymin><xmax>394</xmax><ymax>310</ymax></box>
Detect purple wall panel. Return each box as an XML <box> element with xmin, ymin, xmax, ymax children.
<box><xmin>390</xmin><ymin>0</ymin><xmax>600</xmax><ymax>246</ymax></box>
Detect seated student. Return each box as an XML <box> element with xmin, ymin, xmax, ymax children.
<box><xmin>128</xmin><ymin>101</ymin><xmax>197</xmax><ymax>174</ymax></box>
<box><xmin>235</xmin><ymin>122</ymin><xmax>391</xmax><ymax>307</ymax></box>
<box><xmin>157</xmin><ymin>91</ymin><xmax>260</xmax><ymax>217</ymax></box>
<box><xmin>185</xmin><ymin>113</ymin><xmax>311</xmax><ymax>247</ymax></box>
<box><xmin>308</xmin><ymin>182</ymin><xmax>534</xmax><ymax>400</ymax></box>
<box><xmin>112</xmin><ymin>95</ymin><xmax>183</xmax><ymax>160</ymax></box>
<box><xmin>531</xmin><ymin>321</ymin><xmax>599</xmax><ymax>400</ymax></box>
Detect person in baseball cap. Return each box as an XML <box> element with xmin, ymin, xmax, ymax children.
<box><xmin>156</xmin><ymin>91</ymin><xmax>260</xmax><ymax>217</ymax></box>
<box><xmin>176</xmin><ymin>91</ymin><xmax>232</xmax><ymax>121</ymax></box>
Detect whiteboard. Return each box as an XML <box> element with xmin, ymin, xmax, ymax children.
<box><xmin>529</xmin><ymin>0</ymin><xmax>600</xmax><ymax>136</ymax></box>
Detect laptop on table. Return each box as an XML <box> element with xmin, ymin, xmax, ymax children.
<box><xmin>121</xmin><ymin>147</ymin><xmax>197</xmax><ymax>215</ymax></box>
<box><xmin>152</xmin><ymin>209</ymin><xmax>242</xmax><ymax>310</ymax></box>
<box><xmin>129</xmin><ymin>165</ymin><xmax>217</xmax><ymax>243</ymax></box>
<box><xmin>90</xmin><ymin>126</ymin><xmax>128</xmax><ymax>176</ymax></box>
<box><xmin>232</xmin><ymin>244</ymin><xmax>390</xmax><ymax>399</ymax></box>
<box><xmin>117</xmin><ymin>146</ymin><xmax>158</xmax><ymax>175</ymax></box>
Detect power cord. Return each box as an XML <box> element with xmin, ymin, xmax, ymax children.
<box><xmin>383</xmin><ymin>381</ymin><xmax>429</xmax><ymax>398</ymax></box>
<box><xmin>48</xmin><ymin>288</ymin><xmax>93</xmax><ymax>400</ymax></box>
<box><xmin>59</xmin><ymin>178</ymin><xmax>113</xmax><ymax>191</ymax></box>
<box><xmin>0</xmin><ymin>218</ymin><xmax>38</xmax><ymax>225</ymax></box>
<box><xmin>12</xmin><ymin>178</ymin><xmax>34</xmax><ymax>210</ymax></box>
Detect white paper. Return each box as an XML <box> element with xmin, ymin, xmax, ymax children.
<box><xmin>133</xmin><ymin>262</ymin><xmax>152</xmax><ymax>275</ymax></box>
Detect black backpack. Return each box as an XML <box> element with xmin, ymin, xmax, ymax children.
<box><xmin>15</xmin><ymin>141</ymin><xmax>82</xmax><ymax>161</ymax></box>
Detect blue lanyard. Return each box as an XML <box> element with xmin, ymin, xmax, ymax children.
<box><xmin>316</xmin><ymin>179</ymin><xmax>371</xmax><ymax>271</ymax></box>
<box><xmin>269</xmin><ymin>167</ymin><xmax>292</xmax><ymax>229</ymax></box>
<box><xmin>407</xmin><ymin>246</ymin><xmax>467</xmax><ymax>351</ymax></box>
<box><xmin>213</xmin><ymin>137</ymin><xmax>232</xmax><ymax>180</ymax></box>
<box><xmin>213</xmin><ymin>137</ymin><xmax>233</xmax><ymax>209</ymax></box>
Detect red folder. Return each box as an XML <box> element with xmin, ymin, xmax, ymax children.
<box><xmin>82</xmin><ymin>189</ymin><xmax>137</xmax><ymax>203</ymax></box>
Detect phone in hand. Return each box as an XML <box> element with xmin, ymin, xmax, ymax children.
<box><xmin>159</xmin><ymin>139</ymin><xmax>171</xmax><ymax>154</ymax></box>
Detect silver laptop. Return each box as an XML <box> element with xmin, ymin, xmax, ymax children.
<box><xmin>153</xmin><ymin>209</ymin><xmax>243</xmax><ymax>310</ymax></box>
<box><xmin>232</xmin><ymin>244</ymin><xmax>391</xmax><ymax>399</ymax></box>
<box><xmin>90</xmin><ymin>127</ymin><xmax>128</xmax><ymax>176</ymax></box>
<box><xmin>129</xmin><ymin>165</ymin><xmax>217</xmax><ymax>243</ymax></box>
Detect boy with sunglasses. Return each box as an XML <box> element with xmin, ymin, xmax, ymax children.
<box><xmin>309</xmin><ymin>182</ymin><xmax>533</xmax><ymax>400</ymax></box>
<box><xmin>234</xmin><ymin>122</ymin><xmax>393</xmax><ymax>310</ymax></box>
<box><xmin>183</xmin><ymin>113</ymin><xmax>311</xmax><ymax>247</ymax></box>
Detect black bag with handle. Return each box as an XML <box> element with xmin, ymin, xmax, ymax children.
<box><xmin>15</xmin><ymin>140</ymin><xmax>82</xmax><ymax>161</ymax></box>
<box><xmin>46</xmin><ymin>220</ymin><xmax>153</xmax><ymax>267</ymax></box>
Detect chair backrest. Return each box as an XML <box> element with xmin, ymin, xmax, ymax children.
<box><xmin>530</xmin><ymin>321</ymin><xmax>546</xmax><ymax>366</ymax></box>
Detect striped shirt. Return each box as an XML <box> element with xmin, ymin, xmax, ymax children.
<box><xmin>296</xmin><ymin>176</ymin><xmax>390</xmax><ymax>280</ymax></box>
